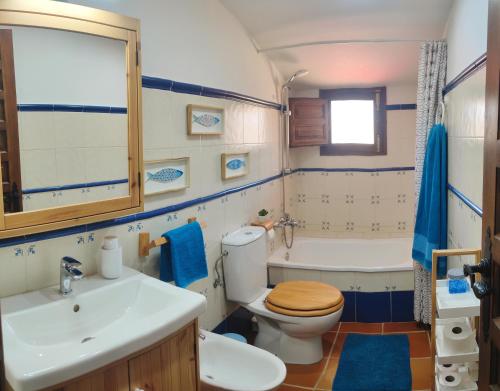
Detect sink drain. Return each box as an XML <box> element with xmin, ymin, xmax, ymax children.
<box><xmin>81</xmin><ymin>337</ymin><xmax>95</xmax><ymax>344</ymax></box>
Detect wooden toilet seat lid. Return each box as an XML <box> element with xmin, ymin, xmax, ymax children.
<box><xmin>265</xmin><ymin>281</ymin><xmax>343</xmax><ymax>311</ymax></box>
<box><xmin>265</xmin><ymin>297</ymin><xmax>344</xmax><ymax>317</ymax></box>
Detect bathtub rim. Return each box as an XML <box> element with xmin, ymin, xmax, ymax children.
<box><xmin>268</xmin><ymin>236</ymin><xmax>414</xmax><ymax>273</ymax></box>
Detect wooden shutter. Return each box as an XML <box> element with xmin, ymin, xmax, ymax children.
<box><xmin>289</xmin><ymin>98</ymin><xmax>329</xmax><ymax>147</ymax></box>
<box><xmin>0</xmin><ymin>30</ymin><xmax>22</xmax><ymax>213</ymax></box>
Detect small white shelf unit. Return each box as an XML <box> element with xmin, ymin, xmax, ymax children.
<box><xmin>436</xmin><ymin>279</ymin><xmax>480</xmax><ymax>319</ymax></box>
<box><xmin>431</xmin><ymin>248</ymin><xmax>481</xmax><ymax>391</ymax></box>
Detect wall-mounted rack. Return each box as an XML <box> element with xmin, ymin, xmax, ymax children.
<box><xmin>139</xmin><ymin>217</ymin><xmax>207</xmax><ymax>257</ymax></box>
<box><xmin>251</xmin><ymin>220</ymin><xmax>274</xmax><ymax>231</ymax></box>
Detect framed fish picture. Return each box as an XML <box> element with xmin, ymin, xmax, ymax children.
<box><xmin>187</xmin><ymin>104</ymin><xmax>224</xmax><ymax>135</ymax></box>
<box><xmin>221</xmin><ymin>152</ymin><xmax>249</xmax><ymax>180</ymax></box>
<box><xmin>144</xmin><ymin>157</ymin><xmax>190</xmax><ymax>196</ymax></box>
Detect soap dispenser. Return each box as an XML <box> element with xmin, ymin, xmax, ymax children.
<box><xmin>99</xmin><ymin>235</ymin><xmax>123</xmax><ymax>279</ymax></box>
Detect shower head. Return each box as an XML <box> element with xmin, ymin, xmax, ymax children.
<box><xmin>284</xmin><ymin>69</ymin><xmax>309</xmax><ymax>87</ymax></box>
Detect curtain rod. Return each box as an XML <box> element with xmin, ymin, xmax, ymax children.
<box><xmin>258</xmin><ymin>38</ymin><xmax>425</xmax><ymax>53</ymax></box>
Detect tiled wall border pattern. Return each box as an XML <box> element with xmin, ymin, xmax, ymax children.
<box><xmin>22</xmin><ymin>179</ymin><xmax>129</xmax><ymax>195</ymax></box>
<box><xmin>141</xmin><ymin>75</ymin><xmax>283</xmax><ymax>110</ymax></box>
<box><xmin>385</xmin><ymin>104</ymin><xmax>417</xmax><ymax>111</ymax></box>
<box><xmin>17</xmin><ymin>104</ymin><xmax>127</xmax><ymax>114</ymax></box>
<box><xmin>293</xmin><ymin>166</ymin><xmax>415</xmax><ymax>173</ymax></box>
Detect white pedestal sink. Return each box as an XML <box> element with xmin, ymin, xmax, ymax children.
<box><xmin>1</xmin><ymin>267</ymin><xmax>207</xmax><ymax>391</ymax></box>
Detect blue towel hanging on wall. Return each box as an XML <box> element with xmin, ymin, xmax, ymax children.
<box><xmin>160</xmin><ymin>221</ymin><xmax>208</xmax><ymax>288</ymax></box>
<box><xmin>412</xmin><ymin>123</ymin><xmax>448</xmax><ymax>276</ymax></box>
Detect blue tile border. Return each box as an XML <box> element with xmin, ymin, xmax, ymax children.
<box><xmin>443</xmin><ymin>53</ymin><xmax>487</xmax><ymax>96</ymax></box>
<box><xmin>141</xmin><ymin>75</ymin><xmax>283</xmax><ymax>111</ymax></box>
<box><xmin>447</xmin><ymin>183</ymin><xmax>483</xmax><ymax>217</ymax></box>
<box><xmin>0</xmin><ymin>173</ymin><xmax>283</xmax><ymax>247</ymax></box>
<box><xmin>352</xmin><ymin>290</ymin><xmax>414</xmax><ymax>323</ymax></box>
<box><xmin>385</xmin><ymin>104</ymin><xmax>417</xmax><ymax>111</ymax></box>
<box><xmin>356</xmin><ymin>291</ymin><xmax>391</xmax><ymax>322</ymax></box>
<box><xmin>293</xmin><ymin>166</ymin><xmax>415</xmax><ymax>173</ymax></box>
<box><xmin>15</xmin><ymin>83</ymin><xmax>417</xmax><ymax>115</ymax></box>
<box><xmin>22</xmin><ymin>179</ymin><xmax>129</xmax><ymax>195</ymax></box>
<box><xmin>17</xmin><ymin>104</ymin><xmax>127</xmax><ymax>114</ymax></box>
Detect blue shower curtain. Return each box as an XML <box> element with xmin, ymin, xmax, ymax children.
<box><xmin>412</xmin><ymin>123</ymin><xmax>447</xmax><ymax>276</ymax></box>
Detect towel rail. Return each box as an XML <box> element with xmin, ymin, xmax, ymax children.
<box><xmin>138</xmin><ymin>217</ymin><xmax>207</xmax><ymax>256</ymax></box>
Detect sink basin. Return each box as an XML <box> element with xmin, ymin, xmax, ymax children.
<box><xmin>1</xmin><ymin>267</ymin><xmax>207</xmax><ymax>391</ymax></box>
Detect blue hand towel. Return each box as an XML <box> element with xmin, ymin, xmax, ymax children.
<box><xmin>412</xmin><ymin>123</ymin><xmax>448</xmax><ymax>276</ymax></box>
<box><xmin>159</xmin><ymin>221</ymin><xmax>208</xmax><ymax>288</ymax></box>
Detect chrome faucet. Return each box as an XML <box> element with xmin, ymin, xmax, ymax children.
<box><xmin>274</xmin><ymin>213</ymin><xmax>298</xmax><ymax>229</ymax></box>
<box><xmin>59</xmin><ymin>256</ymin><xmax>84</xmax><ymax>295</ymax></box>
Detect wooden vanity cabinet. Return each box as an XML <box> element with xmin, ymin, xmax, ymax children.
<box><xmin>31</xmin><ymin>321</ymin><xmax>200</xmax><ymax>391</ymax></box>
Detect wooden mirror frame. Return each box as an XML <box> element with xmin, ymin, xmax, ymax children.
<box><xmin>0</xmin><ymin>0</ymin><xmax>143</xmax><ymax>238</ymax></box>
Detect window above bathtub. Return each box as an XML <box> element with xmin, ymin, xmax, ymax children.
<box><xmin>319</xmin><ymin>87</ymin><xmax>387</xmax><ymax>156</ymax></box>
<box><xmin>287</xmin><ymin>86</ymin><xmax>387</xmax><ymax>155</ymax></box>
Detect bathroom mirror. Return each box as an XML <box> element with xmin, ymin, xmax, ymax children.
<box><xmin>0</xmin><ymin>1</ymin><xmax>143</xmax><ymax>237</ymax></box>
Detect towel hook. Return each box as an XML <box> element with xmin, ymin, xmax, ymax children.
<box><xmin>138</xmin><ymin>217</ymin><xmax>207</xmax><ymax>257</ymax></box>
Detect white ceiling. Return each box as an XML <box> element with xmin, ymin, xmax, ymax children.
<box><xmin>220</xmin><ymin>0</ymin><xmax>454</xmax><ymax>90</ymax></box>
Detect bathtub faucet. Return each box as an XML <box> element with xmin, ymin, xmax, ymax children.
<box><xmin>275</xmin><ymin>214</ymin><xmax>297</xmax><ymax>249</ymax></box>
<box><xmin>274</xmin><ymin>214</ymin><xmax>298</xmax><ymax>229</ymax></box>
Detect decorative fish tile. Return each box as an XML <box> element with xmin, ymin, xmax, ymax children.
<box><xmin>226</xmin><ymin>159</ymin><xmax>245</xmax><ymax>170</ymax></box>
<box><xmin>146</xmin><ymin>168</ymin><xmax>183</xmax><ymax>183</ymax></box>
<box><xmin>193</xmin><ymin>113</ymin><xmax>220</xmax><ymax>128</ymax></box>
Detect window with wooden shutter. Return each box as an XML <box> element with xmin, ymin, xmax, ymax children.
<box><xmin>319</xmin><ymin>86</ymin><xmax>387</xmax><ymax>156</ymax></box>
<box><xmin>0</xmin><ymin>30</ymin><xmax>22</xmax><ymax>213</ymax></box>
<box><xmin>289</xmin><ymin>98</ymin><xmax>329</xmax><ymax>147</ymax></box>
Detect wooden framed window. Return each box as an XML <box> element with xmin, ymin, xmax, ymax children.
<box><xmin>319</xmin><ymin>86</ymin><xmax>387</xmax><ymax>156</ymax></box>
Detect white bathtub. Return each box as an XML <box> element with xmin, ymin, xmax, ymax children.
<box><xmin>267</xmin><ymin>237</ymin><xmax>414</xmax><ymax>293</ymax></box>
<box><xmin>268</xmin><ymin>237</ymin><xmax>413</xmax><ymax>272</ymax></box>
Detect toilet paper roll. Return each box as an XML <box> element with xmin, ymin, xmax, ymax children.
<box><xmin>267</xmin><ymin>228</ymin><xmax>275</xmax><ymax>240</ymax></box>
<box><xmin>439</xmin><ymin>372</ymin><xmax>461</xmax><ymax>388</ymax></box>
<box><xmin>100</xmin><ymin>246</ymin><xmax>123</xmax><ymax>279</ymax></box>
<box><xmin>443</xmin><ymin>321</ymin><xmax>474</xmax><ymax>351</ymax></box>
<box><xmin>437</xmin><ymin>363</ymin><xmax>460</xmax><ymax>373</ymax></box>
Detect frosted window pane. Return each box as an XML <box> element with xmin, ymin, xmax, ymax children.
<box><xmin>330</xmin><ymin>100</ymin><xmax>374</xmax><ymax>144</ymax></box>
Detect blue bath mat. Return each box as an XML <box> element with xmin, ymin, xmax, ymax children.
<box><xmin>333</xmin><ymin>334</ymin><xmax>411</xmax><ymax>391</ymax></box>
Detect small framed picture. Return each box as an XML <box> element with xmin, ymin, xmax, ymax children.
<box><xmin>187</xmin><ymin>104</ymin><xmax>224</xmax><ymax>135</ymax></box>
<box><xmin>144</xmin><ymin>157</ymin><xmax>190</xmax><ymax>195</ymax></box>
<box><xmin>221</xmin><ymin>152</ymin><xmax>249</xmax><ymax>180</ymax></box>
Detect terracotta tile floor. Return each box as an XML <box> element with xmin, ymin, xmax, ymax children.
<box><xmin>277</xmin><ymin>322</ymin><xmax>432</xmax><ymax>391</ymax></box>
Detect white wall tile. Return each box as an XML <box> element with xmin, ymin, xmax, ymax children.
<box><xmin>0</xmin><ymin>247</ymin><xmax>27</xmax><ymax>297</ymax></box>
<box><xmin>18</xmin><ymin>112</ymin><xmax>55</xmax><ymax>150</ymax></box>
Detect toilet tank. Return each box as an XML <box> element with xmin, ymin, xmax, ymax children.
<box><xmin>222</xmin><ymin>226</ymin><xmax>267</xmax><ymax>304</ymax></box>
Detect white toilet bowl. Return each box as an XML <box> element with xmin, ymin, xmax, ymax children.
<box><xmin>199</xmin><ymin>330</ymin><xmax>286</xmax><ymax>391</ymax></box>
<box><xmin>244</xmin><ymin>289</ymin><xmax>343</xmax><ymax>364</ymax></box>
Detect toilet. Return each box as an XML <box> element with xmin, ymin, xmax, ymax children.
<box><xmin>199</xmin><ymin>329</ymin><xmax>286</xmax><ymax>391</ymax></box>
<box><xmin>222</xmin><ymin>226</ymin><xmax>344</xmax><ymax>364</ymax></box>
